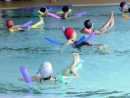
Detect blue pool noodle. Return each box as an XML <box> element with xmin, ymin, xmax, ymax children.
<box><xmin>75</xmin><ymin>36</ymin><xmax>86</xmax><ymax>45</ymax></box>
<box><xmin>20</xmin><ymin>21</ymin><xmax>33</xmax><ymax>28</ymax></box>
<box><xmin>45</xmin><ymin>36</ymin><xmax>63</xmax><ymax>45</ymax></box>
<box><xmin>20</xmin><ymin>66</ymin><xmax>32</xmax><ymax>83</ymax></box>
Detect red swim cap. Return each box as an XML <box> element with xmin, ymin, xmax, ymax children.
<box><xmin>64</xmin><ymin>27</ymin><xmax>74</xmax><ymax>39</ymax></box>
<box><xmin>6</xmin><ymin>19</ymin><xmax>14</xmax><ymax>28</ymax></box>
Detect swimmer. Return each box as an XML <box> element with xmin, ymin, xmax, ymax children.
<box><xmin>120</xmin><ymin>2</ymin><xmax>130</xmax><ymax>19</ymax></box>
<box><xmin>120</xmin><ymin>2</ymin><xmax>130</xmax><ymax>13</ymax></box>
<box><xmin>6</xmin><ymin>19</ymin><xmax>25</xmax><ymax>32</ymax></box>
<box><xmin>20</xmin><ymin>53</ymin><xmax>81</xmax><ymax>82</ymax></box>
<box><xmin>81</xmin><ymin>11</ymin><xmax>114</xmax><ymax>34</ymax></box>
<box><xmin>38</xmin><ymin>7</ymin><xmax>48</xmax><ymax>16</ymax></box>
<box><xmin>57</xmin><ymin>6</ymin><xmax>72</xmax><ymax>19</ymax></box>
<box><xmin>61</xmin><ymin>27</ymin><xmax>107</xmax><ymax>52</ymax></box>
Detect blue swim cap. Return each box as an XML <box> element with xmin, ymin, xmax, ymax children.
<box><xmin>120</xmin><ymin>2</ymin><xmax>127</xmax><ymax>8</ymax></box>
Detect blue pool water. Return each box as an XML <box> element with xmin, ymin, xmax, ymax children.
<box><xmin>0</xmin><ymin>5</ymin><xmax>130</xmax><ymax>98</ymax></box>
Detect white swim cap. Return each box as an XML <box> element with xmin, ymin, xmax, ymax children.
<box><xmin>40</xmin><ymin>61</ymin><xmax>53</xmax><ymax>78</ymax></box>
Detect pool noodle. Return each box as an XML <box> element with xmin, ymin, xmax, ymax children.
<box><xmin>86</xmin><ymin>32</ymin><xmax>95</xmax><ymax>42</ymax></box>
<box><xmin>61</xmin><ymin>26</ymin><xmax>65</xmax><ymax>33</ymax></box>
<box><xmin>30</xmin><ymin>20</ymin><xmax>43</xmax><ymax>28</ymax></box>
<box><xmin>20</xmin><ymin>21</ymin><xmax>33</xmax><ymax>28</ymax></box>
<box><xmin>20</xmin><ymin>66</ymin><xmax>32</xmax><ymax>83</ymax></box>
<box><xmin>45</xmin><ymin>36</ymin><xmax>63</xmax><ymax>45</ymax></box>
<box><xmin>75</xmin><ymin>11</ymin><xmax>87</xmax><ymax>17</ymax></box>
<box><xmin>75</xmin><ymin>36</ymin><xmax>86</xmax><ymax>45</ymax></box>
<box><xmin>47</xmin><ymin>12</ymin><xmax>61</xmax><ymax>19</ymax></box>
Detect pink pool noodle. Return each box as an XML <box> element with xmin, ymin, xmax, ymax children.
<box><xmin>75</xmin><ymin>11</ymin><xmax>87</xmax><ymax>17</ymax></box>
<box><xmin>47</xmin><ymin>12</ymin><xmax>61</xmax><ymax>19</ymax></box>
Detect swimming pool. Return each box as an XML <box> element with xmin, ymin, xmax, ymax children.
<box><xmin>0</xmin><ymin>5</ymin><xmax>130</xmax><ymax>98</ymax></box>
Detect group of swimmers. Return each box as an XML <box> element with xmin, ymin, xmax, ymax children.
<box><xmin>18</xmin><ymin>2</ymin><xmax>129</xmax><ymax>82</ymax></box>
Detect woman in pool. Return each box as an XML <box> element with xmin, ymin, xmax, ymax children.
<box><xmin>29</xmin><ymin>53</ymin><xmax>80</xmax><ymax>82</ymax></box>
<box><xmin>81</xmin><ymin>11</ymin><xmax>114</xmax><ymax>34</ymax></box>
<box><xmin>120</xmin><ymin>2</ymin><xmax>130</xmax><ymax>19</ymax></box>
<box><xmin>6</xmin><ymin>19</ymin><xmax>25</xmax><ymax>32</ymax></box>
<box><xmin>120</xmin><ymin>2</ymin><xmax>130</xmax><ymax>13</ymax></box>
<box><xmin>57</xmin><ymin>6</ymin><xmax>72</xmax><ymax>19</ymax></box>
<box><xmin>61</xmin><ymin>27</ymin><xmax>106</xmax><ymax>50</ymax></box>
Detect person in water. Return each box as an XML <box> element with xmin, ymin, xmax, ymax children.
<box><xmin>29</xmin><ymin>53</ymin><xmax>81</xmax><ymax>82</ymax></box>
<box><xmin>62</xmin><ymin>27</ymin><xmax>106</xmax><ymax>50</ymax></box>
<box><xmin>6</xmin><ymin>8</ymin><xmax>45</xmax><ymax>32</ymax></box>
<box><xmin>28</xmin><ymin>7</ymin><xmax>46</xmax><ymax>29</ymax></box>
<box><xmin>120</xmin><ymin>2</ymin><xmax>130</xmax><ymax>13</ymax></box>
<box><xmin>57</xmin><ymin>6</ymin><xmax>72</xmax><ymax>19</ymax></box>
<box><xmin>81</xmin><ymin>11</ymin><xmax>114</xmax><ymax>34</ymax></box>
<box><xmin>120</xmin><ymin>2</ymin><xmax>130</xmax><ymax>19</ymax></box>
<box><xmin>38</xmin><ymin>7</ymin><xmax>48</xmax><ymax>16</ymax></box>
<box><xmin>6</xmin><ymin>19</ymin><xmax>25</xmax><ymax>32</ymax></box>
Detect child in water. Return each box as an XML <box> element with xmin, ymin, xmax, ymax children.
<box><xmin>27</xmin><ymin>53</ymin><xmax>81</xmax><ymax>82</ymax></box>
<box><xmin>81</xmin><ymin>11</ymin><xmax>114</xmax><ymax>34</ymax></box>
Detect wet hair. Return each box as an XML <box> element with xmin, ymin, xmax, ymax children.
<box><xmin>62</xmin><ymin>6</ymin><xmax>69</xmax><ymax>13</ymax></box>
<box><xmin>40</xmin><ymin>7</ymin><xmax>47</xmax><ymax>13</ymax></box>
<box><xmin>128</xmin><ymin>8</ymin><xmax>130</xmax><ymax>13</ymax></box>
<box><xmin>120</xmin><ymin>2</ymin><xmax>127</xmax><ymax>8</ymax></box>
<box><xmin>84</xmin><ymin>20</ymin><xmax>92</xmax><ymax>29</ymax></box>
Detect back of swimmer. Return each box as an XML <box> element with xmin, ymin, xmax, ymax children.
<box><xmin>62</xmin><ymin>27</ymin><xmax>92</xmax><ymax>49</ymax></box>
<box><xmin>59</xmin><ymin>6</ymin><xmax>72</xmax><ymax>19</ymax></box>
<box><xmin>38</xmin><ymin>7</ymin><xmax>48</xmax><ymax>16</ymax></box>
<box><xmin>63</xmin><ymin>27</ymin><xmax>77</xmax><ymax>46</ymax></box>
<box><xmin>81</xmin><ymin>19</ymin><xmax>93</xmax><ymax>34</ymax></box>
<box><xmin>35</xmin><ymin>61</ymin><xmax>56</xmax><ymax>81</ymax></box>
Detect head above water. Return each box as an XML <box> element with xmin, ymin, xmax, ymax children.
<box><xmin>64</xmin><ymin>27</ymin><xmax>74</xmax><ymax>39</ymax></box>
<box><xmin>62</xmin><ymin>6</ymin><xmax>69</xmax><ymax>13</ymax></box>
<box><xmin>120</xmin><ymin>2</ymin><xmax>127</xmax><ymax>8</ymax></box>
<box><xmin>84</xmin><ymin>20</ymin><xmax>92</xmax><ymax>29</ymax></box>
<box><xmin>40</xmin><ymin>61</ymin><xmax>53</xmax><ymax>78</ymax></box>
<box><xmin>6</xmin><ymin>19</ymin><xmax>14</xmax><ymax>29</ymax></box>
<box><xmin>40</xmin><ymin>7</ymin><xmax>47</xmax><ymax>13</ymax></box>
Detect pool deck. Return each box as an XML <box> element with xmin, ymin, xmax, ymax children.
<box><xmin>0</xmin><ymin>0</ymin><xmax>130</xmax><ymax>9</ymax></box>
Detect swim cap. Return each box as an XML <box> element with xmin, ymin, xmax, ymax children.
<box><xmin>84</xmin><ymin>20</ymin><xmax>92</xmax><ymax>29</ymax></box>
<box><xmin>39</xmin><ymin>61</ymin><xmax>53</xmax><ymax>78</ymax></box>
<box><xmin>6</xmin><ymin>19</ymin><xmax>14</xmax><ymax>28</ymax></box>
<box><xmin>64</xmin><ymin>27</ymin><xmax>74</xmax><ymax>39</ymax></box>
<box><xmin>40</xmin><ymin>7</ymin><xmax>47</xmax><ymax>13</ymax></box>
<box><xmin>62</xmin><ymin>6</ymin><xmax>69</xmax><ymax>13</ymax></box>
<box><xmin>120</xmin><ymin>2</ymin><xmax>127</xmax><ymax>8</ymax></box>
